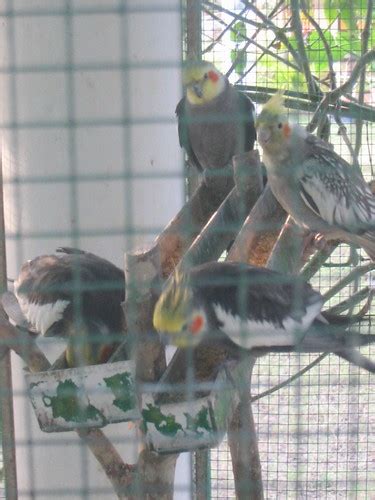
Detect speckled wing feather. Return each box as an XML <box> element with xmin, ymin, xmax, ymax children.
<box><xmin>299</xmin><ymin>138</ymin><xmax>375</xmax><ymax>233</ymax></box>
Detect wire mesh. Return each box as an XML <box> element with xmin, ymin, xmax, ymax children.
<box><xmin>201</xmin><ymin>1</ymin><xmax>375</xmax><ymax>499</ymax></box>
<box><xmin>0</xmin><ymin>0</ymin><xmax>373</xmax><ymax>499</ymax></box>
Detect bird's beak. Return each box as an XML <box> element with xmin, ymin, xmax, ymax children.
<box><xmin>192</xmin><ymin>83</ymin><xmax>203</xmax><ymax>99</ymax></box>
<box><xmin>256</xmin><ymin>126</ymin><xmax>272</xmax><ymax>145</ymax></box>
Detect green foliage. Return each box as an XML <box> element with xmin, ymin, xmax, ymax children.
<box><xmin>258</xmin><ymin>3</ymin><xmax>373</xmax><ymax>90</ymax></box>
<box><xmin>230</xmin><ymin>49</ymin><xmax>247</xmax><ymax>76</ymax></box>
<box><xmin>324</xmin><ymin>0</ymin><xmax>369</xmax><ymax>34</ymax></box>
<box><xmin>230</xmin><ymin>21</ymin><xmax>247</xmax><ymax>42</ymax></box>
<box><xmin>230</xmin><ymin>21</ymin><xmax>247</xmax><ymax>76</ymax></box>
<box><xmin>256</xmin><ymin>53</ymin><xmax>307</xmax><ymax>91</ymax></box>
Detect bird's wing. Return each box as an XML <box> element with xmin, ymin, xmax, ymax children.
<box><xmin>14</xmin><ymin>252</ymin><xmax>125</xmax><ymax>336</ymax></box>
<box><xmin>299</xmin><ymin>140</ymin><xmax>375</xmax><ymax>232</ymax></box>
<box><xmin>175</xmin><ymin>97</ymin><xmax>203</xmax><ymax>172</ymax></box>
<box><xmin>1</xmin><ymin>290</ymin><xmax>36</xmax><ymax>332</ymax></box>
<box><xmin>192</xmin><ymin>263</ymin><xmax>323</xmax><ymax>350</ymax></box>
<box><xmin>237</xmin><ymin>91</ymin><xmax>256</xmax><ymax>152</ymax></box>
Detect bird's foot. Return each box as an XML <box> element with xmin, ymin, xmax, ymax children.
<box><xmin>301</xmin><ymin>232</ymin><xmax>330</xmax><ymax>263</ymax></box>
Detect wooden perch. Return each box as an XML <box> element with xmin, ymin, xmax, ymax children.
<box><xmin>227</xmin><ymin>184</ymin><xmax>286</xmax><ymax>266</ymax></box>
<box><xmin>124</xmin><ymin>248</ymin><xmax>178</xmax><ymax>499</ymax></box>
<box><xmin>266</xmin><ymin>216</ymin><xmax>306</xmax><ymax>274</ymax></box>
<box><xmin>156</xmin><ymin>168</ymin><xmax>234</xmax><ymax>277</ymax></box>
<box><xmin>155</xmin><ymin>151</ymin><xmax>264</xmax><ymax>403</ymax></box>
<box><xmin>154</xmin><ymin>151</ymin><xmax>266</xmax><ymax>498</ymax></box>
<box><xmin>178</xmin><ymin>150</ymin><xmax>263</xmax><ymax>271</ymax></box>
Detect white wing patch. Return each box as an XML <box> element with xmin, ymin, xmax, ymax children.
<box><xmin>16</xmin><ymin>294</ymin><xmax>70</xmax><ymax>336</ymax></box>
<box><xmin>213</xmin><ymin>299</ymin><xmax>322</xmax><ymax>350</ymax></box>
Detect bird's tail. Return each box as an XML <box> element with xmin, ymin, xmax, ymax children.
<box><xmin>336</xmin><ymin>348</ymin><xmax>375</xmax><ymax>373</ymax></box>
<box><xmin>350</xmin><ymin>232</ymin><xmax>375</xmax><ymax>261</ymax></box>
<box><xmin>297</xmin><ymin>322</ymin><xmax>375</xmax><ymax>373</ymax></box>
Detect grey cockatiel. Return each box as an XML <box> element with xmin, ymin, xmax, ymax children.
<box><xmin>176</xmin><ymin>61</ymin><xmax>256</xmax><ymax>173</ymax></box>
<box><xmin>5</xmin><ymin>247</ymin><xmax>126</xmax><ymax>367</ymax></box>
<box><xmin>153</xmin><ymin>261</ymin><xmax>375</xmax><ymax>373</ymax></box>
<box><xmin>256</xmin><ymin>93</ymin><xmax>375</xmax><ymax>259</ymax></box>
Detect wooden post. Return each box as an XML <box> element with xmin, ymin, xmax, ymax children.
<box><xmin>227</xmin><ymin>185</ymin><xmax>286</xmax><ymax>266</ymax></box>
<box><xmin>124</xmin><ymin>248</ymin><xmax>177</xmax><ymax>499</ymax></box>
<box><xmin>0</xmin><ymin>152</ymin><xmax>18</xmax><ymax>499</ymax></box>
<box><xmin>266</xmin><ymin>216</ymin><xmax>306</xmax><ymax>274</ymax></box>
<box><xmin>227</xmin><ymin>360</ymin><xmax>264</xmax><ymax>500</ymax></box>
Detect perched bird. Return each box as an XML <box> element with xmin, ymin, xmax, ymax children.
<box><xmin>153</xmin><ymin>261</ymin><xmax>375</xmax><ymax>373</ymax></box>
<box><xmin>176</xmin><ymin>60</ymin><xmax>256</xmax><ymax>173</ymax></box>
<box><xmin>255</xmin><ymin>92</ymin><xmax>375</xmax><ymax>259</ymax></box>
<box><xmin>8</xmin><ymin>247</ymin><xmax>125</xmax><ymax>367</ymax></box>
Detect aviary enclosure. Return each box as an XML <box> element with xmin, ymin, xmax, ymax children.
<box><xmin>0</xmin><ymin>0</ymin><xmax>373</xmax><ymax>499</ymax></box>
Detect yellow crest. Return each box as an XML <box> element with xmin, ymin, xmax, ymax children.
<box><xmin>262</xmin><ymin>91</ymin><xmax>286</xmax><ymax>115</ymax></box>
<box><xmin>153</xmin><ymin>267</ymin><xmax>191</xmax><ymax>334</ymax></box>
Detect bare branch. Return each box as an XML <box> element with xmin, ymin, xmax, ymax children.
<box><xmin>242</xmin><ymin>0</ymin><xmax>302</xmax><ymax>67</ymax></box>
<box><xmin>227</xmin><ymin>185</ymin><xmax>286</xmax><ymax>266</ymax></box>
<box><xmin>266</xmin><ymin>217</ymin><xmax>306</xmax><ymax>274</ymax></box>
<box><xmin>300</xmin><ymin>242</ymin><xmax>338</xmax><ymax>281</ymax></box>
<box><xmin>323</xmin><ymin>262</ymin><xmax>375</xmax><ymax>302</ymax></box>
<box><xmin>228</xmin><ymin>361</ymin><xmax>264</xmax><ymax>500</ymax></box>
<box><xmin>324</xmin><ymin>287</ymin><xmax>371</xmax><ymax>316</ymax></box>
<box><xmin>309</xmin><ymin>49</ymin><xmax>375</xmax><ymax>132</ymax></box>
<box><xmin>251</xmin><ymin>353</ymin><xmax>328</xmax><ymax>403</ymax></box>
<box><xmin>290</xmin><ymin>0</ymin><xmax>320</xmax><ymax>98</ymax></box>
<box><xmin>203</xmin><ymin>5</ymin><xmax>300</xmax><ymax>75</ymax></box>
<box><xmin>203</xmin><ymin>3</ymin><xmax>249</xmax><ymax>55</ymax></box>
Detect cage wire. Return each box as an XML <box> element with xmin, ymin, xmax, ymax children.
<box><xmin>199</xmin><ymin>1</ymin><xmax>375</xmax><ymax>499</ymax></box>
<box><xmin>0</xmin><ymin>0</ymin><xmax>373</xmax><ymax>499</ymax></box>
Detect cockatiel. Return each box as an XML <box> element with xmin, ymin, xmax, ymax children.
<box><xmin>176</xmin><ymin>61</ymin><xmax>256</xmax><ymax>173</ymax></box>
<box><xmin>153</xmin><ymin>261</ymin><xmax>375</xmax><ymax>373</ymax></box>
<box><xmin>256</xmin><ymin>92</ymin><xmax>375</xmax><ymax>259</ymax></box>
<box><xmin>7</xmin><ymin>247</ymin><xmax>125</xmax><ymax>367</ymax></box>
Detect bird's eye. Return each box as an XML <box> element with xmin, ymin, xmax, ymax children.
<box><xmin>181</xmin><ymin>323</ymin><xmax>188</xmax><ymax>332</ymax></box>
<box><xmin>203</xmin><ymin>73</ymin><xmax>208</xmax><ymax>79</ymax></box>
<box><xmin>278</xmin><ymin>123</ymin><xmax>283</xmax><ymax>129</ymax></box>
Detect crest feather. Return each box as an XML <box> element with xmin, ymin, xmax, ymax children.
<box><xmin>168</xmin><ymin>267</ymin><xmax>189</xmax><ymax>309</ymax></box>
<box><xmin>262</xmin><ymin>91</ymin><xmax>286</xmax><ymax>115</ymax></box>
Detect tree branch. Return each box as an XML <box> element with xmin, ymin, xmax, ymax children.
<box><xmin>355</xmin><ymin>0</ymin><xmax>373</xmax><ymax>157</ymax></box>
<box><xmin>308</xmin><ymin>49</ymin><xmax>375</xmax><ymax>132</ymax></box>
<box><xmin>290</xmin><ymin>0</ymin><xmax>320</xmax><ymax>98</ymax></box>
<box><xmin>323</xmin><ymin>262</ymin><xmax>375</xmax><ymax>301</ymax></box>
<box><xmin>0</xmin><ymin>320</ymin><xmax>136</xmax><ymax>498</ymax></box>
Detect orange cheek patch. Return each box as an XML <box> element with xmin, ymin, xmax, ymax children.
<box><xmin>283</xmin><ymin>123</ymin><xmax>291</xmax><ymax>137</ymax></box>
<box><xmin>208</xmin><ymin>70</ymin><xmax>219</xmax><ymax>82</ymax></box>
<box><xmin>189</xmin><ymin>315</ymin><xmax>204</xmax><ymax>335</ymax></box>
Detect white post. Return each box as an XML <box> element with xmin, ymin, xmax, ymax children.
<box><xmin>0</xmin><ymin>1</ymin><xmax>188</xmax><ymax>498</ymax></box>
